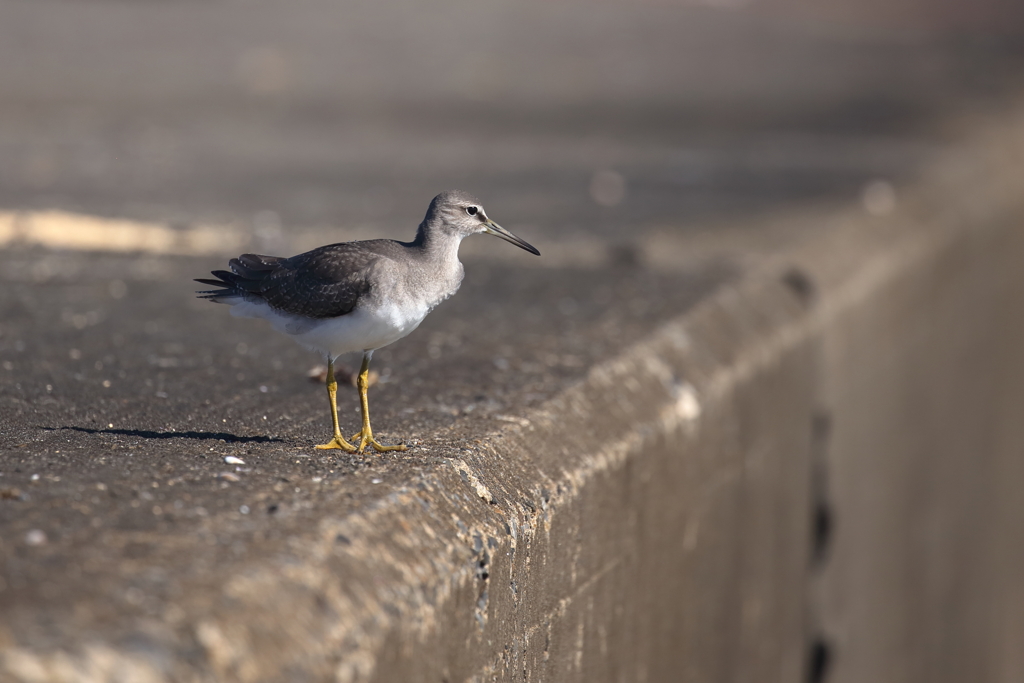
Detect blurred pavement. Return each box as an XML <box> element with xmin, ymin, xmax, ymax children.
<box><xmin>1</xmin><ymin>0</ymin><xmax>1021</xmax><ymax>244</ymax></box>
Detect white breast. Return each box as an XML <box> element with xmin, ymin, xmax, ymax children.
<box><xmin>229</xmin><ymin>297</ymin><xmax>432</xmax><ymax>359</ymax></box>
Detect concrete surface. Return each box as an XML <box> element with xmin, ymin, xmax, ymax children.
<box><xmin>3</xmin><ymin>0</ymin><xmax>1024</xmax><ymax>681</ymax></box>
<box><xmin>0</xmin><ymin>249</ymin><xmax>740</xmax><ymax>681</ymax></box>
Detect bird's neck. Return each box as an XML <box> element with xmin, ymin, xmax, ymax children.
<box><xmin>414</xmin><ymin>220</ymin><xmax>464</xmax><ymax>265</ymax></box>
<box><xmin>412</xmin><ymin>220</ymin><xmax>466</xmax><ymax>305</ymax></box>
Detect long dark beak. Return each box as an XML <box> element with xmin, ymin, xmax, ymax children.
<box><xmin>484</xmin><ymin>219</ymin><xmax>540</xmax><ymax>256</ymax></box>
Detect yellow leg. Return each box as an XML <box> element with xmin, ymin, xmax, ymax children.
<box><xmin>350</xmin><ymin>352</ymin><xmax>407</xmax><ymax>454</ymax></box>
<box><xmin>315</xmin><ymin>358</ymin><xmax>357</xmax><ymax>452</ymax></box>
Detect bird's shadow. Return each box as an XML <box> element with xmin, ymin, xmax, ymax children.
<box><xmin>48</xmin><ymin>426</ymin><xmax>286</xmax><ymax>444</ymax></box>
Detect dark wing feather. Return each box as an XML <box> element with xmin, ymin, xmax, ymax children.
<box><xmin>195</xmin><ymin>245</ymin><xmax>378</xmax><ymax>319</ymax></box>
<box><xmin>195</xmin><ymin>277</ymin><xmax>232</xmax><ymax>288</ymax></box>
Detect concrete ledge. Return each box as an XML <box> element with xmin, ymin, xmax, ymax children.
<box><xmin>4</xmin><ymin>105</ymin><xmax>1024</xmax><ymax>682</ymax></box>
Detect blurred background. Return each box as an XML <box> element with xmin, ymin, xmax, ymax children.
<box><xmin>1</xmin><ymin>0</ymin><xmax>1022</xmax><ymax>253</ymax></box>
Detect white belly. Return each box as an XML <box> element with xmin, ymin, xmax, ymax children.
<box><xmin>229</xmin><ymin>299</ymin><xmax>430</xmax><ymax>358</ymax></box>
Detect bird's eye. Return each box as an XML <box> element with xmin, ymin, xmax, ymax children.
<box><xmin>466</xmin><ymin>206</ymin><xmax>478</xmax><ymax>216</ymax></box>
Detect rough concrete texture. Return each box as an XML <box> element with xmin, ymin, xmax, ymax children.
<box><xmin>0</xmin><ymin>235</ymin><xmax>815</xmax><ymax>682</ymax></box>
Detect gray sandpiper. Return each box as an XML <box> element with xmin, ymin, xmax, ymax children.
<box><xmin>196</xmin><ymin>190</ymin><xmax>540</xmax><ymax>453</ymax></box>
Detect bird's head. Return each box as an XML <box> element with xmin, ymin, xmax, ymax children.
<box><xmin>424</xmin><ymin>190</ymin><xmax>540</xmax><ymax>256</ymax></box>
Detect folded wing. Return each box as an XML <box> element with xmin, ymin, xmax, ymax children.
<box><xmin>195</xmin><ymin>245</ymin><xmax>377</xmax><ymax>319</ymax></box>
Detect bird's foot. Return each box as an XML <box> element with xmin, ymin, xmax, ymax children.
<box><xmin>314</xmin><ymin>435</ymin><xmax>358</xmax><ymax>452</ymax></box>
<box><xmin>348</xmin><ymin>429</ymin><xmax>407</xmax><ymax>454</ymax></box>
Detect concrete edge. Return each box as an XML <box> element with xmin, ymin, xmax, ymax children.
<box><xmin>0</xmin><ymin>221</ymin><xmax>818</xmax><ymax>682</ymax></box>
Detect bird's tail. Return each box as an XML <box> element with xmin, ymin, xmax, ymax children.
<box><xmin>195</xmin><ymin>253</ymin><xmax>283</xmax><ymax>304</ymax></box>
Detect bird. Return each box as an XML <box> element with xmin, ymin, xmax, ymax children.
<box><xmin>195</xmin><ymin>190</ymin><xmax>540</xmax><ymax>454</ymax></box>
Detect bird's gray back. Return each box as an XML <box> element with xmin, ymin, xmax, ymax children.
<box><xmin>205</xmin><ymin>238</ymin><xmax>463</xmax><ymax>321</ymax></box>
